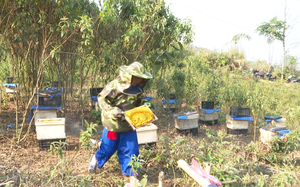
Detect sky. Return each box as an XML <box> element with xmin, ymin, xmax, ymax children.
<box><xmin>164</xmin><ymin>0</ymin><xmax>300</xmax><ymax>65</ymax></box>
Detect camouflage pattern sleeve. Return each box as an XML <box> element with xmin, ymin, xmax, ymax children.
<box><xmin>97</xmin><ymin>80</ymin><xmax>122</xmax><ymax>117</ymax></box>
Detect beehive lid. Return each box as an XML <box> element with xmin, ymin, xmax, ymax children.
<box><xmin>261</xmin><ymin>126</ymin><xmax>288</xmax><ymax>132</ymax></box>
<box><xmin>174</xmin><ymin>111</ymin><xmax>199</xmax><ymax>119</ymax></box>
<box><xmin>35</xmin><ymin>118</ymin><xmax>66</xmax><ymax>126</ymax></box>
<box><xmin>228</xmin><ymin>115</ymin><xmax>253</xmax><ymax>121</ymax></box>
<box><xmin>124</xmin><ymin>105</ymin><xmax>157</xmax><ymax>128</ymax></box>
<box><xmin>264</xmin><ymin>115</ymin><xmax>282</xmax><ymax>120</ymax></box>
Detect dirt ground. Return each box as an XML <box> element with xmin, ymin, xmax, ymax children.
<box><xmin>0</xmin><ymin>97</ymin><xmax>255</xmax><ymax>186</ymax></box>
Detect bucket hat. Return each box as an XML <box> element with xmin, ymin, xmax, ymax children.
<box><xmin>119</xmin><ymin>62</ymin><xmax>153</xmax><ymax>79</ymax></box>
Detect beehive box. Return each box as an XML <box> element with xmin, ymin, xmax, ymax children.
<box><xmin>35</xmin><ymin>118</ymin><xmax>66</xmax><ymax>140</ymax></box>
<box><xmin>52</xmin><ymin>81</ymin><xmax>62</xmax><ymax>88</ymax></box>
<box><xmin>174</xmin><ymin>113</ymin><xmax>199</xmax><ymax>130</ymax></box>
<box><xmin>162</xmin><ymin>100</ymin><xmax>177</xmax><ymax>112</ymax></box>
<box><xmin>260</xmin><ymin>126</ymin><xmax>290</xmax><ymax>144</ymax></box>
<box><xmin>125</xmin><ymin>105</ymin><xmax>157</xmax><ymax>128</ymax></box>
<box><xmin>34</xmin><ymin>110</ymin><xmax>57</xmax><ymax>123</ymax></box>
<box><xmin>199</xmin><ymin>109</ymin><xmax>219</xmax><ymax>121</ymax></box>
<box><xmin>136</xmin><ymin>123</ymin><xmax>158</xmax><ymax>144</ymax></box>
<box><xmin>201</xmin><ymin>101</ymin><xmax>214</xmax><ymax>109</ymax></box>
<box><xmin>90</xmin><ymin>87</ymin><xmax>104</xmax><ymax>97</ymax></box>
<box><xmin>5</xmin><ymin>86</ymin><xmax>19</xmax><ymax>94</ymax></box>
<box><xmin>38</xmin><ymin>95</ymin><xmax>62</xmax><ymax>107</ymax></box>
<box><xmin>265</xmin><ymin>116</ymin><xmax>286</xmax><ymax>127</ymax></box>
<box><xmin>271</xmin><ymin>118</ymin><xmax>286</xmax><ymax>127</ymax></box>
<box><xmin>226</xmin><ymin>115</ymin><xmax>249</xmax><ymax>129</ymax></box>
<box><xmin>5</xmin><ymin>87</ymin><xmax>15</xmax><ymax>94</ymax></box>
<box><xmin>230</xmin><ymin>106</ymin><xmax>250</xmax><ymax>117</ymax></box>
<box><xmin>6</xmin><ymin>77</ymin><xmax>14</xmax><ymax>84</ymax></box>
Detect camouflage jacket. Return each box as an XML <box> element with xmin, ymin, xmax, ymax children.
<box><xmin>98</xmin><ymin>62</ymin><xmax>152</xmax><ymax>133</ymax></box>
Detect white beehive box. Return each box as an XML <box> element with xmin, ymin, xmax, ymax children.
<box><xmin>271</xmin><ymin>118</ymin><xmax>286</xmax><ymax>127</ymax></box>
<box><xmin>174</xmin><ymin>113</ymin><xmax>199</xmax><ymax>130</ymax></box>
<box><xmin>6</xmin><ymin>87</ymin><xmax>17</xmax><ymax>94</ymax></box>
<box><xmin>199</xmin><ymin>110</ymin><xmax>219</xmax><ymax>121</ymax></box>
<box><xmin>260</xmin><ymin>127</ymin><xmax>290</xmax><ymax>144</ymax></box>
<box><xmin>35</xmin><ymin>118</ymin><xmax>66</xmax><ymax>140</ymax></box>
<box><xmin>136</xmin><ymin>123</ymin><xmax>158</xmax><ymax>144</ymax></box>
<box><xmin>226</xmin><ymin>115</ymin><xmax>249</xmax><ymax>129</ymax></box>
<box><xmin>260</xmin><ymin>128</ymin><xmax>277</xmax><ymax>144</ymax></box>
<box><xmin>34</xmin><ymin>110</ymin><xmax>57</xmax><ymax>123</ymax></box>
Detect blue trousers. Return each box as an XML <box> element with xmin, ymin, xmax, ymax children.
<box><xmin>95</xmin><ymin>128</ymin><xmax>139</xmax><ymax>176</ymax></box>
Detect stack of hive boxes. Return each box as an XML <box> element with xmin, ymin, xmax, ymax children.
<box><xmin>260</xmin><ymin>116</ymin><xmax>290</xmax><ymax>144</ymax></box>
<box><xmin>174</xmin><ymin>111</ymin><xmax>199</xmax><ymax>136</ymax></box>
<box><xmin>161</xmin><ymin>93</ymin><xmax>180</xmax><ymax>112</ymax></box>
<box><xmin>34</xmin><ymin>87</ymin><xmax>66</xmax><ymax>149</ymax></box>
<box><xmin>199</xmin><ymin>101</ymin><xmax>220</xmax><ymax>125</ymax></box>
<box><xmin>3</xmin><ymin>77</ymin><xmax>18</xmax><ymax>95</ymax></box>
<box><xmin>226</xmin><ymin>106</ymin><xmax>252</xmax><ymax>135</ymax></box>
<box><xmin>89</xmin><ymin>87</ymin><xmax>103</xmax><ymax>110</ymax></box>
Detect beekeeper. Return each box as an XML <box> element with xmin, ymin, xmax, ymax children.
<box><xmin>89</xmin><ymin>62</ymin><xmax>153</xmax><ymax>176</ymax></box>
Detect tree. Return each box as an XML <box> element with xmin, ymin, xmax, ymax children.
<box><xmin>0</xmin><ymin>0</ymin><xmax>99</xmax><ymax>142</ymax></box>
<box><xmin>96</xmin><ymin>0</ymin><xmax>193</xmax><ymax>71</ymax></box>
<box><xmin>0</xmin><ymin>0</ymin><xmax>193</xmax><ymax>143</ymax></box>
<box><xmin>285</xmin><ymin>55</ymin><xmax>298</xmax><ymax>75</ymax></box>
<box><xmin>231</xmin><ymin>33</ymin><xmax>251</xmax><ymax>45</ymax></box>
<box><xmin>256</xmin><ymin>17</ymin><xmax>288</xmax><ymax>79</ymax></box>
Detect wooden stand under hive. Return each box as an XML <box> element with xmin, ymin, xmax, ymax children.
<box><xmin>39</xmin><ymin>139</ymin><xmax>66</xmax><ymax>150</ymax></box>
<box><xmin>176</xmin><ymin>128</ymin><xmax>198</xmax><ymax>136</ymax></box>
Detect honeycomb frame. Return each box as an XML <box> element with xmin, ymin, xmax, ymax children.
<box><xmin>125</xmin><ymin>105</ymin><xmax>157</xmax><ymax>128</ymax></box>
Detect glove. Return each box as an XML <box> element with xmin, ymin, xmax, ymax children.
<box><xmin>111</xmin><ymin>107</ymin><xmax>123</xmax><ymax>117</ymax></box>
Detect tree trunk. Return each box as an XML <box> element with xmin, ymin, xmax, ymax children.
<box><xmin>253</xmin><ymin>116</ymin><xmax>257</xmax><ymax>141</ymax></box>
<box><xmin>282</xmin><ymin>0</ymin><xmax>287</xmax><ymax>79</ymax></box>
<box><xmin>0</xmin><ymin>85</ymin><xmax>2</xmax><ymax>114</ymax></box>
